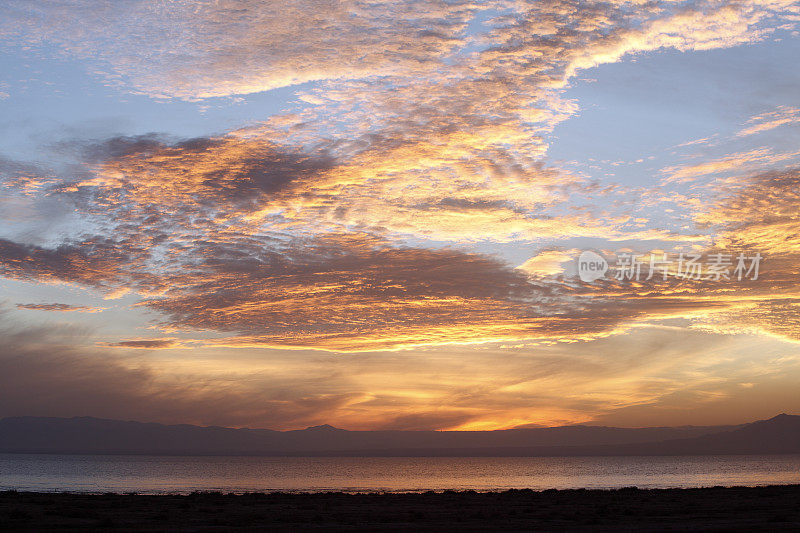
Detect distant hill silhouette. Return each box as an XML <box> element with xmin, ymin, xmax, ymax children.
<box><xmin>601</xmin><ymin>413</ymin><xmax>800</xmax><ymax>456</ymax></box>
<box><xmin>0</xmin><ymin>414</ymin><xmax>797</xmax><ymax>456</ymax></box>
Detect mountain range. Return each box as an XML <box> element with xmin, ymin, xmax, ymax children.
<box><xmin>0</xmin><ymin>414</ymin><xmax>798</xmax><ymax>456</ymax></box>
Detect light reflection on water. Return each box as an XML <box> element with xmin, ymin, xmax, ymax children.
<box><xmin>1</xmin><ymin>454</ymin><xmax>798</xmax><ymax>494</ymax></box>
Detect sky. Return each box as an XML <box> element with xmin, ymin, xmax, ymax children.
<box><xmin>1</xmin><ymin>0</ymin><xmax>799</xmax><ymax>431</ymax></box>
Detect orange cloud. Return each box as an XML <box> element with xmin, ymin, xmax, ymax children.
<box><xmin>661</xmin><ymin>148</ymin><xmax>800</xmax><ymax>184</ymax></box>
<box><xmin>737</xmin><ymin>106</ymin><xmax>800</xmax><ymax>137</ymax></box>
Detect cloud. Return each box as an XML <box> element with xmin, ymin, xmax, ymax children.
<box><xmin>5</xmin><ymin>139</ymin><xmax>800</xmax><ymax>353</ymax></box>
<box><xmin>141</xmin><ymin>233</ymin><xmax>561</xmax><ymax>351</ymax></box>
<box><xmin>695</xmin><ymin>166</ymin><xmax>800</xmax><ymax>255</ymax></box>
<box><xmin>517</xmin><ymin>249</ymin><xmax>578</xmax><ymax>277</ymax></box>
<box><xmin>19</xmin><ymin>119</ymin><xmax>614</xmax><ymax>251</ymax></box>
<box><xmin>0</xmin><ymin>315</ymin><xmax>157</xmax><ymax>420</ymax></box>
<box><xmin>0</xmin><ymin>155</ymin><xmax>45</xmax><ymax>181</ymax></box>
<box><xmin>16</xmin><ymin>303</ymin><xmax>104</xmax><ymax>313</ymax></box>
<box><xmin>661</xmin><ymin>148</ymin><xmax>800</xmax><ymax>184</ymax></box>
<box><xmin>0</xmin><ymin>237</ymin><xmax>147</xmax><ymax>293</ymax></box>
<box><xmin>6</xmin><ymin>0</ymin><xmax>797</xmax><ymax>248</ymax></box>
<box><xmin>0</xmin><ymin>223</ymin><xmax>733</xmax><ymax>352</ymax></box>
<box><xmin>669</xmin><ymin>165</ymin><xmax>800</xmax><ymax>342</ymax></box>
<box><xmin>5</xmin><ymin>0</ymin><xmax>792</xmax><ymax>101</ymax></box>
<box><xmin>107</xmin><ymin>339</ymin><xmax>180</xmax><ymax>349</ymax></box>
<box><xmin>0</xmin><ymin>0</ymin><xmax>475</xmax><ymax>99</ymax></box>
<box><xmin>138</xmin><ymin>236</ymin><xmax>780</xmax><ymax>351</ymax></box>
<box><xmin>737</xmin><ymin>106</ymin><xmax>800</xmax><ymax>137</ymax></box>
<box><xmin>3</xmin><ymin>306</ymin><xmax>797</xmax><ymax>430</ymax></box>
<box><xmin>0</xmin><ymin>312</ymin><xmax>366</xmax><ymax>429</ymax></box>
<box><xmin>0</xmin><ymin>196</ymin><xmax>793</xmax><ymax>352</ymax></box>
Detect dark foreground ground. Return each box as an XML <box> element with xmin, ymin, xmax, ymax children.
<box><xmin>1</xmin><ymin>485</ymin><xmax>799</xmax><ymax>532</ymax></box>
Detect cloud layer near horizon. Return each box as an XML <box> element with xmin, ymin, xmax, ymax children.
<box><xmin>1</xmin><ymin>310</ymin><xmax>797</xmax><ymax>430</ymax></box>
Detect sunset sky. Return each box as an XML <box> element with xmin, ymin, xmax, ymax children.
<box><xmin>1</xmin><ymin>0</ymin><xmax>799</xmax><ymax>431</ymax></box>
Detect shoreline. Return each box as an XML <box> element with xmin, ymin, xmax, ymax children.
<box><xmin>2</xmin><ymin>485</ymin><xmax>799</xmax><ymax>531</ymax></box>
<box><xmin>1</xmin><ymin>480</ymin><xmax>800</xmax><ymax>496</ymax></box>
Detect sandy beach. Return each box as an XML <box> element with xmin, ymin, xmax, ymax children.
<box><xmin>1</xmin><ymin>485</ymin><xmax>799</xmax><ymax>531</ymax></box>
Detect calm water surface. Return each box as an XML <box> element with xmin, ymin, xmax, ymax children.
<box><xmin>1</xmin><ymin>454</ymin><xmax>798</xmax><ymax>494</ymax></box>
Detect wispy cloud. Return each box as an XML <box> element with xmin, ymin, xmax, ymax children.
<box><xmin>106</xmin><ymin>339</ymin><xmax>181</xmax><ymax>349</ymax></box>
<box><xmin>16</xmin><ymin>303</ymin><xmax>104</xmax><ymax>313</ymax></box>
<box><xmin>661</xmin><ymin>148</ymin><xmax>800</xmax><ymax>184</ymax></box>
<box><xmin>737</xmin><ymin>106</ymin><xmax>800</xmax><ymax>137</ymax></box>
